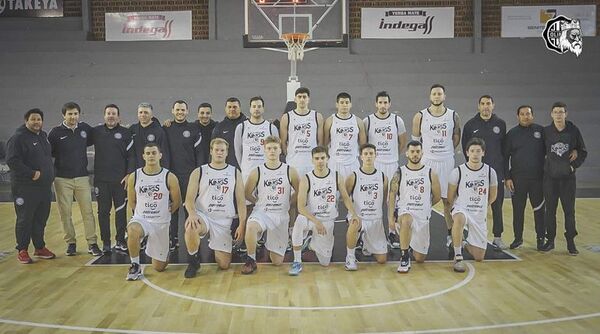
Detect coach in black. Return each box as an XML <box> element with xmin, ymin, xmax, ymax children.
<box><xmin>7</xmin><ymin>109</ymin><xmax>56</xmax><ymax>264</ymax></box>
<box><xmin>92</xmin><ymin>104</ymin><xmax>134</xmax><ymax>254</ymax></box>
<box><xmin>462</xmin><ymin>95</ymin><xmax>507</xmax><ymax>249</ymax></box>
<box><xmin>129</xmin><ymin>102</ymin><xmax>170</xmax><ymax>170</ymax></box>
<box><xmin>196</xmin><ymin>102</ymin><xmax>218</xmax><ymax>165</ymax></box>
<box><xmin>212</xmin><ymin>97</ymin><xmax>246</xmax><ymax>168</ymax></box>
<box><xmin>541</xmin><ymin>102</ymin><xmax>587</xmax><ymax>255</ymax></box>
<box><xmin>504</xmin><ymin>105</ymin><xmax>546</xmax><ymax>250</ymax></box>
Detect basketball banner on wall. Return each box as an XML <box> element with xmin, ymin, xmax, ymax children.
<box><xmin>105</xmin><ymin>11</ymin><xmax>192</xmax><ymax>41</ymax></box>
<box><xmin>0</xmin><ymin>0</ymin><xmax>63</xmax><ymax>17</ymax></box>
<box><xmin>361</xmin><ymin>7</ymin><xmax>454</xmax><ymax>39</ymax></box>
<box><xmin>501</xmin><ymin>5</ymin><xmax>596</xmax><ymax>38</ymax></box>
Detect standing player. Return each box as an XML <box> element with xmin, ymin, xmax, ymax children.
<box><xmin>125</xmin><ymin>143</ymin><xmax>181</xmax><ymax>281</ymax></box>
<box><xmin>241</xmin><ymin>136</ymin><xmax>299</xmax><ymax>274</ymax></box>
<box><xmin>447</xmin><ymin>138</ymin><xmax>498</xmax><ymax>272</ymax></box>
<box><xmin>412</xmin><ymin>84</ymin><xmax>461</xmax><ymax>248</ymax></box>
<box><xmin>182</xmin><ymin>138</ymin><xmax>247</xmax><ymax>278</ymax></box>
<box><xmin>324</xmin><ymin>92</ymin><xmax>367</xmax><ymax>179</ymax></box>
<box><xmin>388</xmin><ymin>141</ymin><xmax>441</xmax><ymax>273</ymax></box>
<box><xmin>288</xmin><ymin>146</ymin><xmax>359</xmax><ymax>276</ymax></box>
<box><xmin>344</xmin><ymin>144</ymin><xmax>388</xmax><ymax>271</ymax></box>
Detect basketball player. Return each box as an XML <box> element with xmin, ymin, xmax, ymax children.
<box><xmin>288</xmin><ymin>146</ymin><xmax>359</xmax><ymax>276</ymax></box>
<box><xmin>125</xmin><ymin>143</ymin><xmax>182</xmax><ymax>281</ymax></box>
<box><xmin>388</xmin><ymin>141</ymin><xmax>441</xmax><ymax>273</ymax></box>
<box><xmin>448</xmin><ymin>138</ymin><xmax>498</xmax><ymax>272</ymax></box>
<box><xmin>412</xmin><ymin>84</ymin><xmax>461</xmax><ymax>248</ymax></box>
<box><xmin>344</xmin><ymin>144</ymin><xmax>388</xmax><ymax>271</ymax></box>
<box><xmin>241</xmin><ymin>136</ymin><xmax>299</xmax><ymax>274</ymax></box>
<box><xmin>182</xmin><ymin>138</ymin><xmax>247</xmax><ymax>278</ymax></box>
<box><xmin>324</xmin><ymin>92</ymin><xmax>367</xmax><ymax>179</ymax></box>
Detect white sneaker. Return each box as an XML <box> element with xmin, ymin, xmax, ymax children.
<box><xmin>345</xmin><ymin>257</ymin><xmax>358</xmax><ymax>271</ymax></box>
<box><xmin>397</xmin><ymin>256</ymin><xmax>411</xmax><ymax>273</ymax></box>
<box><xmin>492</xmin><ymin>237</ymin><xmax>508</xmax><ymax>250</ymax></box>
<box><xmin>453</xmin><ymin>255</ymin><xmax>466</xmax><ymax>273</ymax></box>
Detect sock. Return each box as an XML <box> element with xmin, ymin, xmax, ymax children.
<box><xmin>248</xmin><ymin>253</ymin><xmax>256</xmax><ymax>260</ymax></box>
<box><xmin>454</xmin><ymin>246</ymin><xmax>462</xmax><ymax>257</ymax></box>
<box><xmin>346</xmin><ymin>247</ymin><xmax>355</xmax><ymax>258</ymax></box>
<box><xmin>130</xmin><ymin>256</ymin><xmax>140</xmax><ymax>264</ymax></box>
<box><xmin>401</xmin><ymin>249</ymin><xmax>409</xmax><ymax>258</ymax></box>
<box><xmin>293</xmin><ymin>250</ymin><xmax>302</xmax><ymax>263</ymax></box>
<box><xmin>447</xmin><ymin>229</ymin><xmax>452</xmax><ymax>236</ymax></box>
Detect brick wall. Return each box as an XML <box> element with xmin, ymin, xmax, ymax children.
<box><xmin>91</xmin><ymin>0</ymin><xmax>209</xmax><ymax>40</ymax></box>
<box><xmin>63</xmin><ymin>0</ymin><xmax>82</xmax><ymax>17</ymax></box>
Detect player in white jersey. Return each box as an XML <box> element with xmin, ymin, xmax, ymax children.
<box><xmin>234</xmin><ymin>96</ymin><xmax>279</xmax><ymax>182</ymax></box>
<box><xmin>288</xmin><ymin>146</ymin><xmax>359</xmax><ymax>275</ymax></box>
<box><xmin>126</xmin><ymin>143</ymin><xmax>182</xmax><ymax>281</ymax></box>
<box><xmin>412</xmin><ymin>84</ymin><xmax>461</xmax><ymax>248</ymax></box>
<box><xmin>388</xmin><ymin>141</ymin><xmax>441</xmax><ymax>273</ymax></box>
<box><xmin>448</xmin><ymin>138</ymin><xmax>498</xmax><ymax>273</ymax></box>
<box><xmin>182</xmin><ymin>138</ymin><xmax>247</xmax><ymax>278</ymax></box>
<box><xmin>240</xmin><ymin>136</ymin><xmax>300</xmax><ymax>274</ymax></box>
<box><xmin>324</xmin><ymin>92</ymin><xmax>367</xmax><ymax>179</ymax></box>
<box><xmin>344</xmin><ymin>144</ymin><xmax>389</xmax><ymax>271</ymax></box>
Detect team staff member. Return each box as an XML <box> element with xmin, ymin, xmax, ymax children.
<box><xmin>504</xmin><ymin>105</ymin><xmax>546</xmax><ymax>250</ymax></box>
<box><xmin>196</xmin><ymin>103</ymin><xmax>218</xmax><ymax>165</ymax></box>
<box><xmin>129</xmin><ymin>102</ymin><xmax>170</xmax><ymax>170</ymax></box>
<box><xmin>212</xmin><ymin>97</ymin><xmax>247</xmax><ymax>168</ymax></box>
<box><xmin>461</xmin><ymin>95</ymin><xmax>507</xmax><ymax>249</ymax></box>
<box><xmin>92</xmin><ymin>104</ymin><xmax>134</xmax><ymax>253</ymax></box>
<box><xmin>48</xmin><ymin>102</ymin><xmax>101</xmax><ymax>257</ymax></box>
<box><xmin>541</xmin><ymin>102</ymin><xmax>587</xmax><ymax>255</ymax></box>
<box><xmin>7</xmin><ymin>109</ymin><xmax>56</xmax><ymax>264</ymax></box>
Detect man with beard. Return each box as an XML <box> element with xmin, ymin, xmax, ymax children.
<box><xmin>196</xmin><ymin>103</ymin><xmax>218</xmax><ymax>165</ymax></box>
<box><xmin>212</xmin><ymin>97</ymin><xmax>247</xmax><ymax>168</ymax></box>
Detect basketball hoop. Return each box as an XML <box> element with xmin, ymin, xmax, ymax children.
<box><xmin>282</xmin><ymin>32</ymin><xmax>309</xmax><ymax>61</ymax></box>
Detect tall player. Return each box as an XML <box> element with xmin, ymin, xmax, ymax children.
<box><xmin>182</xmin><ymin>138</ymin><xmax>247</xmax><ymax>278</ymax></box>
<box><xmin>241</xmin><ymin>136</ymin><xmax>299</xmax><ymax>274</ymax></box>
<box><xmin>324</xmin><ymin>92</ymin><xmax>367</xmax><ymax>179</ymax></box>
<box><xmin>288</xmin><ymin>146</ymin><xmax>359</xmax><ymax>276</ymax></box>
<box><xmin>448</xmin><ymin>138</ymin><xmax>498</xmax><ymax>272</ymax></box>
<box><xmin>345</xmin><ymin>144</ymin><xmax>388</xmax><ymax>271</ymax></box>
<box><xmin>388</xmin><ymin>141</ymin><xmax>441</xmax><ymax>273</ymax></box>
<box><xmin>125</xmin><ymin>143</ymin><xmax>182</xmax><ymax>281</ymax></box>
<box><xmin>412</xmin><ymin>84</ymin><xmax>461</xmax><ymax>248</ymax></box>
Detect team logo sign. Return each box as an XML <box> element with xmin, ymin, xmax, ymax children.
<box><xmin>147</xmin><ymin>134</ymin><xmax>155</xmax><ymax>142</ymax></box>
<box><xmin>114</xmin><ymin>132</ymin><xmax>122</xmax><ymax>139</ymax></box>
<box><xmin>543</xmin><ymin>15</ymin><xmax>583</xmax><ymax>57</ymax></box>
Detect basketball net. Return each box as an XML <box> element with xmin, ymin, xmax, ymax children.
<box><xmin>282</xmin><ymin>32</ymin><xmax>309</xmax><ymax>101</ymax></box>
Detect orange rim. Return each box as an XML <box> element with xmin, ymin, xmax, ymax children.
<box><xmin>281</xmin><ymin>33</ymin><xmax>309</xmax><ymax>42</ymax></box>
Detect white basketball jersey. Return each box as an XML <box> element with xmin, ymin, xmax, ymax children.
<box><xmin>286</xmin><ymin>110</ymin><xmax>318</xmax><ymax>166</ymax></box>
<box><xmin>329</xmin><ymin>114</ymin><xmax>359</xmax><ymax>164</ymax></box>
<box><xmin>132</xmin><ymin>168</ymin><xmax>171</xmax><ymax>224</ymax></box>
<box><xmin>419</xmin><ymin>108</ymin><xmax>455</xmax><ymax>161</ymax></box>
<box><xmin>365</xmin><ymin>113</ymin><xmax>404</xmax><ymax>163</ymax></box>
<box><xmin>351</xmin><ymin>168</ymin><xmax>385</xmax><ymax>220</ymax></box>
<box><xmin>196</xmin><ymin>164</ymin><xmax>237</xmax><ymax>219</ymax></box>
<box><xmin>255</xmin><ymin>163</ymin><xmax>291</xmax><ymax>215</ymax></box>
<box><xmin>240</xmin><ymin>120</ymin><xmax>273</xmax><ymax>174</ymax></box>
<box><xmin>306</xmin><ymin>169</ymin><xmax>338</xmax><ymax>220</ymax></box>
<box><xmin>396</xmin><ymin>165</ymin><xmax>433</xmax><ymax>221</ymax></box>
<box><xmin>454</xmin><ymin>163</ymin><xmax>491</xmax><ymax>223</ymax></box>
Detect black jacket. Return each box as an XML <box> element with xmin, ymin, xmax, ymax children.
<box><xmin>92</xmin><ymin>124</ymin><xmax>134</xmax><ymax>183</ymax></box>
<box><xmin>211</xmin><ymin>114</ymin><xmax>247</xmax><ymax>168</ymax></box>
<box><xmin>543</xmin><ymin>121</ymin><xmax>587</xmax><ymax>179</ymax></box>
<box><xmin>462</xmin><ymin>113</ymin><xmax>506</xmax><ymax>179</ymax></box>
<box><xmin>196</xmin><ymin>119</ymin><xmax>218</xmax><ymax>165</ymax></box>
<box><xmin>129</xmin><ymin>117</ymin><xmax>170</xmax><ymax>171</ymax></box>
<box><xmin>6</xmin><ymin>125</ymin><xmax>55</xmax><ymax>187</ymax></box>
<box><xmin>163</xmin><ymin>120</ymin><xmax>203</xmax><ymax>177</ymax></box>
<box><xmin>48</xmin><ymin>122</ymin><xmax>93</xmax><ymax>178</ymax></box>
<box><xmin>504</xmin><ymin>123</ymin><xmax>545</xmax><ymax>180</ymax></box>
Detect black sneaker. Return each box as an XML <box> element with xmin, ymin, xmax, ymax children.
<box><xmin>115</xmin><ymin>240</ymin><xmax>128</xmax><ymax>252</ymax></box>
<box><xmin>102</xmin><ymin>243</ymin><xmax>112</xmax><ymax>255</ymax></box>
<box><xmin>388</xmin><ymin>232</ymin><xmax>400</xmax><ymax>249</ymax></box>
<box><xmin>140</xmin><ymin>237</ymin><xmax>148</xmax><ymax>251</ymax></box>
<box><xmin>241</xmin><ymin>258</ymin><xmax>257</xmax><ymax>275</ymax></box>
<box><xmin>509</xmin><ymin>239</ymin><xmax>523</xmax><ymax>249</ymax></box>
<box><xmin>536</xmin><ymin>237</ymin><xmax>545</xmax><ymax>251</ymax></box>
<box><xmin>66</xmin><ymin>243</ymin><xmax>77</xmax><ymax>256</ymax></box>
<box><xmin>169</xmin><ymin>238</ymin><xmax>179</xmax><ymax>251</ymax></box>
<box><xmin>540</xmin><ymin>240</ymin><xmax>555</xmax><ymax>252</ymax></box>
<box><xmin>88</xmin><ymin>244</ymin><xmax>102</xmax><ymax>256</ymax></box>
<box><xmin>126</xmin><ymin>263</ymin><xmax>142</xmax><ymax>281</ymax></box>
<box><xmin>184</xmin><ymin>261</ymin><xmax>201</xmax><ymax>278</ymax></box>
<box><xmin>235</xmin><ymin>242</ymin><xmax>247</xmax><ymax>253</ymax></box>
<box><xmin>566</xmin><ymin>238</ymin><xmax>579</xmax><ymax>256</ymax></box>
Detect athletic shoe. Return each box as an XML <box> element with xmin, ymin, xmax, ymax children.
<box><xmin>536</xmin><ymin>238</ymin><xmax>545</xmax><ymax>251</ymax></box>
<box><xmin>115</xmin><ymin>240</ymin><xmax>128</xmax><ymax>252</ymax></box>
<box><xmin>301</xmin><ymin>234</ymin><xmax>312</xmax><ymax>252</ymax></box>
<box><xmin>397</xmin><ymin>256</ymin><xmax>411</xmax><ymax>273</ymax></box>
<box><xmin>126</xmin><ymin>263</ymin><xmax>142</xmax><ymax>281</ymax></box>
<box><xmin>241</xmin><ymin>258</ymin><xmax>257</xmax><ymax>274</ymax></box>
<box><xmin>288</xmin><ymin>261</ymin><xmax>303</xmax><ymax>276</ymax></box>
<box><xmin>540</xmin><ymin>240</ymin><xmax>555</xmax><ymax>252</ymax></box>
<box><xmin>140</xmin><ymin>237</ymin><xmax>148</xmax><ymax>251</ymax></box>
<box><xmin>233</xmin><ymin>241</ymin><xmax>247</xmax><ymax>253</ymax></box>
<box><xmin>102</xmin><ymin>243</ymin><xmax>112</xmax><ymax>255</ymax></box>
<box><xmin>257</xmin><ymin>236</ymin><xmax>266</xmax><ymax>246</ymax></box>
<box><xmin>17</xmin><ymin>249</ymin><xmax>33</xmax><ymax>264</ymax></box>
<box><xmin>345</xmin><ymin>257</ymin><xmax>358</xmax><ymax>271</ymax></box>
<box><xmin>88</xmin><ymin>244</ymin><xmax>102</xmax><ymax>256</ymax></box>
<box><xmin>184</xmin><ymin>261</ymin><xmax>201</xmax><ymax>278</ymax></box>
<box><xmin>34</xmin><ymin>247</ymin><xmax>56</xmax><ymax>259</ymax></box>
<box><xmin>169</xmin><ymin>238</ymin><xmax>179</xmax><ymax>251</ymax></box>
<box><xmin>356</xmin><ymin>233</ymin><xmax>363</xmax><ymax>251</ymax></box>
<box><xmin>567</xmin><ymin>238</ymin><xmax>579</xmax><ymax>256</ymax></box>
<box><xmin>492</xmin><ymin>237</ymin><xmax>508</xmax><ymax>250</ymax></box>
<box><xmin>509</xmin><ymin>239</ymin><xmax>523</xmax><ymax>250</ymax></box>
<box><xmin>286</xmin><ymin>239</ymin><xmax>292</xmax><ymax>252</ymax></box>
<box><xmin>446</xmin><ymin>235</ymin><xmax>452</xmax><ymax>248</ymax></box>
<box><xmin>362</xmin><ymin>247</ymin><xmax>372</xmax><ymax>256</ymax></box>
<box><xmin>388</xmin><ymin>232</ymin><xmax>400</xmax><ymax>249</ymax></box>
<box><xmin>453</xmin><ymin>255</ymin><xmax>466</xmax><ymax>273</ymax></box>
<box><xmin>66</xmin><ymin>243</ymin><xmax>77</xmax><ymax>256</ymax></box>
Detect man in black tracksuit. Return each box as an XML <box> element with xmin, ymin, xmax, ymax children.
<box><xmin>211</xmin><ymin>97</ymin><xmax>247</xmax><ymax>169</ymax></box>
<box><xmin>163</xmin><ymin>100</ymin><xmax>204</xmax><ymax>249</ymax></box>
<box><xmin>504</xmin><ymin>105</ymin><xmax>546</xmax><ymax>250</ymax></box>
<box><xmin>92</xmin><ymin>104</ymin><xmax>135</xmax><ymax>253</ymax></box>
<box><xmin>129</xmin><ymin>102</ymin><xmax>170</xmax><ymax>171</ymax></box>
<box><xmin>7</xmin><ymin>109</ymin><xmax>56</xmax><ymax>264</ymax></box>
<box><xmin>462</xmin><ymin>95</ymin><xmax>507</xmax><ymax>249</ymax></box>
<box><xmin>196</xmin><ymin>102</ymin><xmax>218</xmax><ymax>165</ymax></box>
<box><xmin>541</xmin><ymin>102</ymin><xmax>587</xmax><ymax>255</ymax></box>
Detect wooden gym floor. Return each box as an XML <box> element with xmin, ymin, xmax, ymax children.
<box><xmin>0</xmin><ymin>200</ymin><xmax>599</xmax><ymax>334</ymax></box>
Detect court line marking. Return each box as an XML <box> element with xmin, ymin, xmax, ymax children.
<box><xmin>0</xmin><ymin>318</ymin><xmax>197</xmax><ymax>334</ymax></box>
<box><xmin>141</xmin><ymin>262</ymin><xmax>475</xmax><ymax>310</ymax></box>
